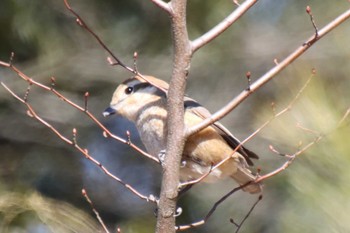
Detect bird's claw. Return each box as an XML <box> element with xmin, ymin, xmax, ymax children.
<box><xmin>158</xmin><ymin>149</ymin><xmax>166</xmax><ymax>164</ymax></box>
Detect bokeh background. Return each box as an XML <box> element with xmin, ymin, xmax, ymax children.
<box><xmin>0</xmin><ymin>1</ymin><xmax>349</xmax><ymax>232</ymax></box>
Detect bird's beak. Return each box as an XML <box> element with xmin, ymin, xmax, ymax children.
<box><xmin>103</xmin><ymin>107</ymin><xmax>116</xmax><ymax>117</ymax></box>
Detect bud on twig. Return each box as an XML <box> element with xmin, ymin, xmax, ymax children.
<box><xmin>9</xmin><ymin>52</ymin><xmax>15</xmax><ymax>65</ymax></box>
<box><xmin>133</xmin><ymin>51</ymin><xmax>139</xmax><ymax>73</ymax></box>
<box><xmin>76</xmin><ymin>18</ymin><xmax>83</xmax><ymax>26</ymax></box>
<box><xmin>24</xmin><ymin>83</ymin><xmax>32</xmax><ymax>102</ymax></box>
<box><xmin>26</xmin><ymin>110</ymin><xmax>34</xmax><ymax>118</ymax></box>
<box><xmin>50</xmin><ymin>77</ymin><xmax>56</xmax><ymax>89</ymax></box>
<box><xmin>311</xmin><ymin>68</ymin><xmax>316</xmax><ymax>75</ymax></box>
<box><xmin>246</xmin><ymin>71</ymin><xmax>251</xmax><ymax>91</ymax></box>
<box><xmin>306</xmin><ymin>6</ymin><xmax>311</xmax><ymax>14</ymax></box>
<box><xmin>126</xmin><ymin>130</ymin><xmax>131</xmax><ymax>145</ymax></box>
<box><xmin>72</xmin><ymin>128</ymin><xmax>77</xmax><ymax>145</ymax></box>
<box><xmin>84</xmin><ymin>92</ymin><xmax>89</xmax><ymax>111</ymax></box>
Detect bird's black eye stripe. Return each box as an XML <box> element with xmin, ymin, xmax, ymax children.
<box><xmin>125</xmin><ymin>86</ymin><xmax>134</xmax><ymax>94</ymax></box>
<box><xmin>124</xmin><ymin>82</ymin><xmax>153</xmax><ymax>95</ymax></box>
<box><xmin>184</xmin><ymin>99</ymin><xmax>201</xmax><ymax>109</ymax></box>
<box><xmin>123</xmin><ymin>82</ymin><xmax>158</xmax><ymax>95</ymax></box>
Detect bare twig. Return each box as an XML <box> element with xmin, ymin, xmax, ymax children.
<box><xmin>296</xmin><ymin>122</ymin><xmax>320</xmax><ymax>135</ymax></box>
<box><xmin>191</xmin><ymin>0</ymin><xmax>258</xmax><ymax>53</ymax></box>
<box><xmin>338</xmin><ymin>107</ymin><xmax>350</xmax><ymax>127</ymax></box>
<box><xmin>133</xmin><ymin>52</ymin><xmax>139</xmax><ymax>74</ymax></box>
<box><xmin>63</xmin><ymin>0</ymin><xmax>171</xmax><ymax>95</ymax></box>
<box><xmin>178</xmin><ymin>164</ymin><xmax>213</xmax><ymax>189</ymax></box>
<box><xmin>175</xmin><ymin>72</ymin><xmax>342</xmax><ymax>231</ymax></box>
<box><xmin>176</xmin><ymin>128</ymin><xmax>325</xmax><ymax>231</ymax></box>
<box><xmin>245</xmin><ymin>71</ymin><xmax>252</xmax><ymax>91</ymax></box>
<box><xmin>269</xmin><ymin>145</ymin><xmax>289</xmax><ymax>158</ymax></box>
<box><xmin>82</xmin><ymin>188</ymin><xmax>110</xmax><ymax>233</ymax></box>
<box><xmin>230</xmin><ymin>194</ymin><xmax>263</xmax><ymax>233</ymax></box>
<box><xmin>63</xmin><ymin>0</ymin><xmax>135</xmax><ymax>73</ymax></box>
<box><xmin>254</xmin><ymin>103</ymin><xmax>350</xmax><ymax>183</ymax></box>
<box><xmin>176</xmin><ymin>181</ymin><xmax>254</xmax><ymax>231</ymax></box>
<box><xmin>84</xmin><ymin>92</ymin><xmax>89</xmax><ymax>111</ymax></box>
<box><xmin>305</xmin><ymin>5</ymin><xmax>319</xmax><ymax>44</ymax></box>
<box><xmin>0</xmin><ymin>61</ymin><xmax>158</xmax><ymax>163</ymax></box>
<box><xmin>1</xmin><ymin>82</ymin><xmax>157</xmax><ymax>203</ymax></box>
<box><xmin>255</xmin><ymin>134</ymin><xmax>322</xmax><ymax>182</ymax></box>
<box><xmin>180</xmin><ymin>71</ymin><xmax>315</xmax><ymax>189</ymax></box>
<box><xmin>187</xmin><ymin>8</ymin><xmax>350</xmax><ymax>138</ymax></box>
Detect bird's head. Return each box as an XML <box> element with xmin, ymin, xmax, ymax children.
<box><xmin>103</xmin><ymin>75</ymin><xmax>168</xmax><ymax>122</ymax></box>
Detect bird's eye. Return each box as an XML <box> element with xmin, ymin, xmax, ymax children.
<box><xmin>125</xmin><ymin>86</ymin><xmax>133</xmax><ymax>94</ymax></box>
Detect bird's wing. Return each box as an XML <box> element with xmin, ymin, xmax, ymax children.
<box><xmin>135</xmin><ymin>75</ymin><xmax>259</xmax><ymax>165</ymax></box>
<box><xmin>184</xmin><ymin>97</ymin><xmax>258</xmax><ymax>166</ymax></box>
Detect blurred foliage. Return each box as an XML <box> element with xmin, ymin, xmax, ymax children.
<box><xmin>0</xmin><ymin>0</ymin><xmax>349</xmax><ymax>232</ymax></box>
<box><xmin>0</xmin><ymin>191</ymin><xmax>101</xmax><ymax>232</ymax></box>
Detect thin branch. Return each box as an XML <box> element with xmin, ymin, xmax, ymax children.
<box><xmin>1</xmin><ymin>82</ymin><xmax>157</xmax><ymax>203</ymax></box>
<box><xmin>150</xmin><ymin>0</ymin><xmax>171</xmax><ymax>14</ymax></box>
<box><xmin>175</xmin><ymin>72</ymin><xmax>350</xmax><ymax>231</ymax></box>
<box><xmin>186</xmin><ymin>8</ymin><xmax>350</xmax><ymax>138</ymax></box>
<box><xmin>176</xmin><ymin>129</ymin><xmax>324</xmax><ymax>231</ymax></box>
<box><xmin>176</xmin><ymin>182</ymin><xmax>253</xmax><ymax>231</ymax></box>
<box><xmin>63</xmin><ymin>0</ymin><xmax>135</xmax><ymax>73</ymax></box>
<box><xmin>296</xmin><ymin>122</ymin><xmax>320</xmax><ymax>135</ymax></box>
<box><xmin>191</xmin><ymin>0</ymin><xmax>258</xmax><ymax>53</ymax></box>
<box><xmin>178</xmin><ymin>164</ymin><xmax>213</xmax><ymax>189</ymax></box>
<box><xmin>255</xmin><ymin>135</ymin><xmax>322</xmax><ymax>182</ymax></box>
<box><xmin>254</xmin><ymin>103</ymin><xmax>350</xmax><ymax>183</ymax></box>
<box><xmin>64</xmin><ymin>0</ymin><xmax>171</xmax><ymax>95</ymax></box>
<box><xmin>338</xmin><ymin>107</ymin><xmax>350</xmax><ymax>127</ymax></box>
<box><xmin>82</xmin><ymin>188</ymin><xmax>110</xmax><ymax>233</ymax></box>
<box><xmin>0</xmin><ymin>61</ymin><xmax>158</xmax><ymax>163</ymax></box>
<box><xmin>306</xmin><ymin>6</ymin><xmax>319</xmax><ymax>39</ymax></box>
<box><xmin>180</xmin><ymin>72</ymin><xmax>314</xmax><ymax>188</ymax></box>
<box><xmin>64</xmin><ymin>0</ymin><xmax>177</xmax><ymax>96</ymax></box>
<box><xmin>230</xmin><ymin>195</ymin><xmax>263</xmax><ymax>233</ymax></box>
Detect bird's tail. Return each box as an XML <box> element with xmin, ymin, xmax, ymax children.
<box><xmin>230</xmin><ymin>167</ymin><xmax>262</xmax><ymax>194</ymax></box>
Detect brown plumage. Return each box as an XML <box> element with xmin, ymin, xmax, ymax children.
<box><xmin>103</xmin><ymin>75</ymin><xmax>262</xmax><ymax>194</ymax></box>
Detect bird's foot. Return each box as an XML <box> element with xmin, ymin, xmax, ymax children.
<box><xmin>158</xmin><ymin>149</ymin><xmax>166</xmax><ymax>165</ymax></box>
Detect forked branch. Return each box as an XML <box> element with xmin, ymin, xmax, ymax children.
<box><xmin>187</xmin><ymin>7</ymin><xmax>350</xmax><ymax>137</ymax></box>
<box><xmin>1</xmin><ymin>82</ymin><xmax>157</xmax><ymax>203</ymax></box>
<box><xmin>82</xmin><ymin>188</ymin><xmax>110</xmax><ymax>233</ymax></box>
<box><xmin>0</xmin><ymin>61</ymin><xmax>158</xmax><ymax>163</ymax></box>
<box><xmin>191</xmin><ymin>0</ymin><xmax>258</xmax><ymax>53</ymax></box>
<box><xmin>180</xmin><ymin>71</ymin><xmax>315</xmax><ymax>190</ymax></box>
<box><xmin>63</xmin><ymin>0</ymin><xmax>135</xmax><ymax>73</ymax></box>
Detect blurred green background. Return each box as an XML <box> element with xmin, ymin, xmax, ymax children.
<box><xmin>0</xmin><ymin>0</ymin><xmax>349</xmax><ymax>232</ymax></box>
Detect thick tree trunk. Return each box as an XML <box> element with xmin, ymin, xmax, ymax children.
<box><xmin>155</xmin><ymin>0</ymin><xmax>192</xmax><ymax>232</ymax></box>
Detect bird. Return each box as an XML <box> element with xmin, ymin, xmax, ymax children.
<box><xmin>103</xmin><ymin>75</ymin><xmax>262</xmax><ymax>194</ymax></box>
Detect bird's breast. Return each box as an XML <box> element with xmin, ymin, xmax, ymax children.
<box><xmin>136</xmin><ymin>106</ymin><xmax>167</xmax><ymax>157</ymax></box>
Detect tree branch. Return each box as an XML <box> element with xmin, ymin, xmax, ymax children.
<box><xmin>155</xmin><ymin>0</ymin><xmax>192</xmax><ymax>232</ymax></box>
<box><xmin>1</xmin><ymin>82</ymin><xmax>156</xmax><ymax>203</ymax></box>
<box><xmin>191</xmin><ymin>0</ymin><xmax>258</xmax><ymax>53</ymax></box>
<box><xmin>81</xmin><ymin>189</ymin><xmax>110</xmax><ymax>233</ymax></box>
<box><xmin>0</xmin><ymin>61</ymin><xmax>158</xmax><ymax>163</ymax></box>
<box><xmin>63</xmin><ymin>0</ymin><xmax>135</xmax><ymax>73</ymax></box>
<box><xmin>179</xmin><ymin>71</ymin><xmax>314</xmax><ymax>191</ymax></box>
<box><xmin>186</xmin><ymin>8</ymin><xmax>350</xmax><ymax>137</ymax></box>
